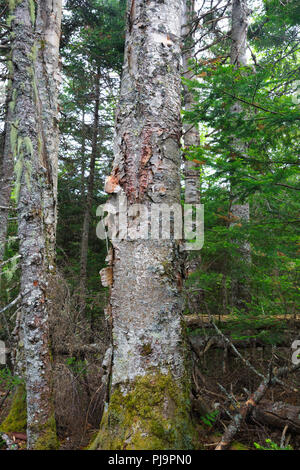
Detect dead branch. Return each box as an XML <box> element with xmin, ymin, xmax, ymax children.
<box><xmin>207</xmin><ymin>312</ymin><xmax>291</xmax><ymax>390</ymax></box>
<box><xmin>215</xmin><ymin>362</ymin><xmax>300</xmax><ymax>450</ymax></box>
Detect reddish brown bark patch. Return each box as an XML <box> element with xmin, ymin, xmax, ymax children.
<box><xmin>139</xmin><ymin>127</ymin><xmax>154</xmax><ymax>201</ymax></box>
<box><xmin>119</xmin><ymin>132</ymin><xmax>138</xmax><ymax>202</ymax></box>
<box><xmin>119</xmin><ymin>127</ymin><xmax>157</xmax><ymax>203</ymax></box>
<box><xmin>105</xmin><ymin>167</ymin><xmax>120</xmax><ymax>194</ymax></box>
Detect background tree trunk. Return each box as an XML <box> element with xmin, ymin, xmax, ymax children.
<box><xmin>90</xmin><ymin>0</ymin><xmax>194</xmax><ymax>450</ymax></box>
<box><xmin>80</xmin><ymin>110</ymin><xmax>86</xmax><ymax>198</ymax></box>
<box><xmin>230</xmin><ymin>0</ymin><xmax>250</xmax><ymax>242</ymax></box>
<box><xmin>229</xmin><ymin>0</ymin><xmax>251</xmax><ymax>308</ymax></box>
<box><xmin>0</xmin><ymin>90</ymin><xmax>13</xmax><ymax>264</ymax></box>
<box><xmin>182</xmin><ymin>0</ymin><xmax>202</xmax><ymax>312</ymax></box>
<box><xmin>182</xmin><ymin>0</ymin><xmax>200</xmax><ymax>206</ymax></box>
<box><xmin>9</xmin><ymin>0</ymin><xmax>62</xmax><ymax>450</ymax></box>
<box><xmin>79</xmin><ymin>70</ymin><xmax>100</xmax><ymax>317</ymax></box>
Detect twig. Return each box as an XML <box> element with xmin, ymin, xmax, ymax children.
<box><xmin>0</xmin><ymin>295</ymin><xmax>21</xmax><ymax>317</ymax></box>
<box><xmin>0</xmin><ymin>255</ymin><xmax>21</xmax><ymax>269</ymax></box>
<box><xmin>222</xmin><ymin>90</ymin><xmax>283</xmax><ymax>115</ymax></box>
<box><xmin>280</xmin><ymin>424</ymin><xmax>289</xmax><ymax>448</ymax></box>
<box><xmin>207</xmin><ymin>308</ymin><xmax>265</xmax><ymax>380</ymax></box>
<box><xmin>218</xmin><ymin>383</ymin><xmax>239</xmax><ymax>411</ymax></box>
<box><xmin>207</xmin><ymin>307</ymin><xmax>290</xmax><ymax>390</ymax></box>
<box><xmin>0</xmin><ymin>295</ymin><xmax>21</xmax><ymax>344</ymax></box>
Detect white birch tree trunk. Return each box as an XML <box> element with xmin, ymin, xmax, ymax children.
<box><xmin>230</xmin><ymin>0</ymin><xmax>250</xmax><ymax>248</ymax></box>
<box><xmin>229</xmin><ymin>0</ymin><xmax>251</xmax><ymax>307</ymax></box>
<box><xmin>91</xmin><ymin>0</ymin><xmax>194</xmax><ymax>450</ymax></box>
<box><xmin>8</xmin><ymin>0</ymin><xmax>62</xmax><ymax>450</ymax></box>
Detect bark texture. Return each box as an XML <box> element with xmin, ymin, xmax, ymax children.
<box><xmin>91</xmin><ymin>0</ymin><xmax>194</xmax><ymax>450</ymax></box>
<box><xmin>230</xmin><ymin>0</ymin><xmax>249</xmax><ymax>69</ymax></box>
<box><xmin>9</xmin><ymin>0</ymin><xmax>62</xmax><ymax>450</ymax></box>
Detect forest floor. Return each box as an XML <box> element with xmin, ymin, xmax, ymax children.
<box><xmin>0</xmin><ymin>317</ymin><xmax>299</xmax><ymax>451</ymax></box>
<box><xmin>194</xmin><ymin>347</ymin><xmax>300</xmax><ymax>450</ymax></box>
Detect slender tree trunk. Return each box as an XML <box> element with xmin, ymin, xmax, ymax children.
<box><xmin>80</xmin><ymin>110</ymin><xmax>86</xmax><ymax>198</ymax></box>
<box><xmin>90</xmin><ymin>0</ymin><xmax>194</xmax><ymax>450</ymax></box>
<box><xmin>182</xmin><ymin>0</ymin><xmax>202</xmax><ymax>310</ymax></box>
<box><xmin>230</xmin><ymin>0</ymin><xmax>250</xmax><ymax>245</ymax></box>
<box><xmin>9</xmin><ymin>0</ymin><xmax>62</xmax><ymax>449</ymax></box>
<box><xmin>0</xmin><ymin>90</ymin><xmax>13</xmax><ymax>264</ymax></box>
<box><xmin>182</xmin><ymin>0</ymin><xmax>200</xmax><ymax>206</ymax></box>
<box><xmin>229</xmin><ymin>0</ymin><xmax>251</xmax><ymax>307</ymax></box>
<box><xmin>230</xmin><ymin>0</ymin><xmax>249</xmax><ymax>69</ymax></box>
<box><xmin>79</xmin><ymin>70</ymin><xmax>100</xmax><ymax>316</ymax></box>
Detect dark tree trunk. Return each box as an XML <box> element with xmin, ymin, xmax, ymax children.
<box><xmin>79</xmin><ymin>70</ymin><xmax>100</xmax><ymax>316</ymax></box>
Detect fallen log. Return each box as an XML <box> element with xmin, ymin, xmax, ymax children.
<box><xmin>11</xmin><ymin>432</ymin><xmax>27</xmax><ymax>441</ymax></box>
<box><xmin>184</xmin><ymin>314</ymin><xmax>300</xmax><ymax>329</ymax></box>
<box><xmin>251</xmin><ymin>401</ymin><xmax>300</xmax><ymax>434</ymax></box>
<box><xmin>53</xmin><ymin>343</ymin><xmax>103</xmax><ymax>355</ymax></box>
<box><xmin>190</xmin><ymin>335</ymin><xmax>269</xmax><ymax>354</ymax></box>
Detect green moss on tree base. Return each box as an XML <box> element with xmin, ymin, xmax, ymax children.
<box><xmin>0</xmin><ymin>385</ymin><xmax>27</xmax><ymax>433</ymax></box>
<box><xmin>89</xmin><ymin>372</ymin><xmax>195</xmax><ymax>450</ymax></box>
<box><xmin>32</xmin><ymin>414</ymin><xmax>60</xmax><ymax>450</ymax></box>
